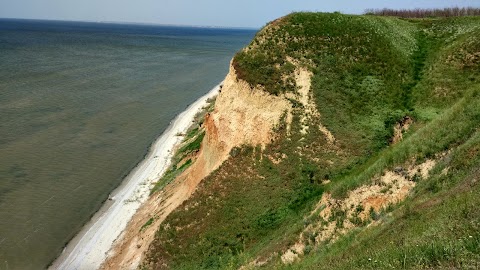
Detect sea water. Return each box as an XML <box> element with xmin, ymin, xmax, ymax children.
<box><xmin>0</xmin><ymin>19</ymin><xmax>255</xmax><ymax>269</ymax></box>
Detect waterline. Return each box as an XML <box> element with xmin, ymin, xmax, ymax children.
<box><xmin>49</xmin><ymin>84</ymin><xmax>221</xmax><ymax>270</ymax></box>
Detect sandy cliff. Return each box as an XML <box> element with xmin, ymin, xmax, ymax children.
<box><xmin>193</xmin><ymin>62</ymin><xmax>291</xmax><ymax>181</ymax></box>
<box><xmin>101</xmin><ymin>63</ymin><xmax>290</xmax><ymax>269</ymax></box>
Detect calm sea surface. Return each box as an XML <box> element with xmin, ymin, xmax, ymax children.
<box><xmin>0</xmin><ymin>19</ymin><xmax>255</xmax><ymax>269</ymax></box>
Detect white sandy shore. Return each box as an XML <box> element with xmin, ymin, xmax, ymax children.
<box><xmin>49</xmin><ymin>83</ymin><xmax>221</xmax><ymax>270</ymax></box>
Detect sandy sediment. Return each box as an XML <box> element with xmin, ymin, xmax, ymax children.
<box><xmin>48</xmin><ymin>84</ymin><xmax>221</xmax><ymax>270</ymax></box>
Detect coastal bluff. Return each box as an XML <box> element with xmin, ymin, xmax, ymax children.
<box><xmin>101</xmin><ymin>63</ymin><xmax>291</xmax><ymax>269</ymax></box>
<box><xmin>106</xmin><ymin>11</ymin><xmax>480</xmax><ymax>269</ymax></box>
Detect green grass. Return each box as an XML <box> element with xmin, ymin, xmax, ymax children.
<box><xmin>150</xmin><ymin>129</ymin><xmax>204</xmax><ymax>194</ymax></box>
<box><xmin>144</xmin><ymin>141</ymin><xmax>325</xmax><ymax>269</ymax></box>
<box><xmin>143</xmin><ymin>13</ymin><xmax>480</xmax><ymax>269</ymax></box>
<box><xmin>151</xmin><ymin>96</ymin><xmax>215</xmax><ymax>195</ymax></box>
<box><xmin>330</xmin><ymin>85</ymin><xmax>480</xmax><ymax>198</ymax></box>
<box><xmin>178</xmin><ymin>131</ymin><xmax>205</xmax><ymax>156</ymax></box>
<box><xmin>150</xmin><ymin>158</ymin><xmax>192</xmax><ymax>194</ymax></box>
<box><xmin>281</xmin><ymin>130</ymin><xmax>480</xmax><ymax>270</ymax></box>
<box><xmin>140</xmin><ymin>217</ymin><xmax>154</xmax><ymax>232</ymax></box>
<box><xmin>185</xmin><ymin>127</ymin><xmax>199</xmax><ymax>140</ymax></box>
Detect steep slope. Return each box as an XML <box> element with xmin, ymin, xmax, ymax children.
<box><xmin>140</xmin><ymin>13</ymin><xmax>480</xmax><ymax>269</ymax></box>
<box><xmin>101</xmin><ymin>64</ymin><xmax>290</xmax><ymax>269</ymax></box>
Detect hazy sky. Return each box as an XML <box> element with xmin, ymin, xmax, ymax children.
<box><xmin>1</xmin><ymin>0</ymin><xmax>479</xmax><ymax>28</ymax></box>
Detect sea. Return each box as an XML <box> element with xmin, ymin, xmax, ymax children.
<box><xmin>0</xmin><ymin>18</ymin><xmax>255</xmax><ymax>269</ymax></box>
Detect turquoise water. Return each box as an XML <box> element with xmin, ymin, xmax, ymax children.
<box><xmin>0</xmin><ymin>19</ymin><xmax>255</xmax><ymax>269</ymax></box>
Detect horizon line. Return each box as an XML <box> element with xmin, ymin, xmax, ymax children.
<box><xmin>0</xmin><ymin>17</ymin><xmax>260</xmax><ymax>30</ymax></box>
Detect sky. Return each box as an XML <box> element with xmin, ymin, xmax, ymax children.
<box><xmin>1</xmin><ymin>0</ymin><xmax>479</xmax><ymax>28</ymax></box>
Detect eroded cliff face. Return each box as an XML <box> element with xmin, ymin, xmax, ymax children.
<box><xmin>101</xmin><ymin>63</ymin><xmax>291</xmax><ymax>270</ymax></box>
<box><xmin>192</xmin><ymin>63</ymin><xmax>291</xmax><ymax>182</ymax></box>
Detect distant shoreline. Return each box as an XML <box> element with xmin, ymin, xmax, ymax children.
<box><xmin>48</xmin><ymin>83</ymin><xmax>221</xmax><ymax>270</ymax></box>
<box><xmin>0</xmin><ymin>17</ymin><xmax>259</xmax><ymax>31</ymax></box>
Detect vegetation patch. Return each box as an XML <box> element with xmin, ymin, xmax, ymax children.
<box><xmin>150</xmin><ymin>97</ymin><xmax>215</xmax><ymax>195</ymax></box>
<box><xmin>365</xmin><ymin>7</ymin><xmax>480</xmax><ymax>18</ymax></box>
<box><xmin>140</xmin><ymin>217</ymin><xmax>155</xmax><ymax>232</ymax></box>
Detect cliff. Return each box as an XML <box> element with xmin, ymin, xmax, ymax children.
<box><xmin>108</xmin><ymin>12</ymin><xmax>480</xmax><ymax>269</ymax></box>
<box><xmin>189</xmin><ymin>63</ymin><xmax>291</xmax><ymax>185</ymax></box>
<box><xmin>101</xmin><ymin>63</ymin><xmax>291</xmax><ymax>269</ymax></box>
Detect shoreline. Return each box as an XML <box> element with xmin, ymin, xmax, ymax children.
<box><xmin>49</xmin><ymin>83</ymin><xmax>221</xmax><ymax>270</ymax></box>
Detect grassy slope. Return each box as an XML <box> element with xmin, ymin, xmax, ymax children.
<box><xmin>283</xmin><ymin>16</ymin><xmax>480</xmax><ymax>270</ymax></box>
<box><xmin>143</xmin><ymin>13</ymin><xmax>480</xmax><ymax>269</ymax></box>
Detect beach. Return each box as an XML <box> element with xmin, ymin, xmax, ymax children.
<box><xmin>49</xmin><ymin>83</ymin><xmax>221</xmax><ymax>270</ymax></box>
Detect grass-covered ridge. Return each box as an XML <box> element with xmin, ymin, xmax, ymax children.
<box><xmin>366</xmin><ymin>7</ymin><xmax>480</xmax><ymax>18</ymax></box>
<box><xmin>143</xmin><ymin>12</ymin><xmax>480</xmax><ymax>269</ymax></box>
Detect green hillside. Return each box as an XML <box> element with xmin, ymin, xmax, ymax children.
<box><xmin>142</xmin><ymin>13</ymin><xmax>480</xmax><ymax>269</ymax></box>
